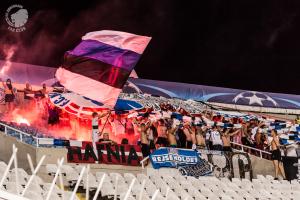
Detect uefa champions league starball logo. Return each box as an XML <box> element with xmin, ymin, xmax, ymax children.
<box><xmin>233</xmin><ymin>91</ymin><xmax>278</xmax><ymax>107</ymax></box>
<box><xmin>5</xmin><ymin>4</ymin><xmax>28</xmax><ymax>32</ymax></box>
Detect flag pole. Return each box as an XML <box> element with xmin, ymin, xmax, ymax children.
<box><xmin>99</xmin><ymin>110</ymin><xmax>112</xmax><ymax>136</ymax></box>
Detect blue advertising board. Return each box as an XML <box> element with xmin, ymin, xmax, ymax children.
<box><xmin>125</xmin><ymin>78</ymin><xmax>300</xmax><ymax>109</ymax></box>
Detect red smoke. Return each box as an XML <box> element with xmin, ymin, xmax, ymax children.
<box><xmin>0</xmin><ymin>99</ymin><xmax>139</xmax><ymax>144</ymax></box>
<box><xmin>0</xmin><ymin>45</ymin><xmax>17</xmax><ymax>75</ymax></box>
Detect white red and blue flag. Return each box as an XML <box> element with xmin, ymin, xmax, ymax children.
<box><xmin>55</xmin><ymin>30</ymin><xmax>151</xmax><ymax>108</ymax></box>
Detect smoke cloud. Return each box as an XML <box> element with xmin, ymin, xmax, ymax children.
<box><xmin>0</xmin><ymin>45</ymin><xmax>17</xmax><ymax>74</ymax></box>
<box><xmin>0</xmin><ymin>0</ymin><xmax>171</xmax><ymax>68</ymax></box>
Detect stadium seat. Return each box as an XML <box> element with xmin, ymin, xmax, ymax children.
<box><xmin>2</xmin><ymin>154</ymin><xmax>300</xmax><ymax>200</ymax></box>
<box><xmin>45</xmin><ymin>164</ymin><xmax>58</xmax><ymax>175</ymax></box>
<box><xmin>23</xmin><ymin>191</ymin><xmax>43</xmax><ymax>200</ymax></box>
<box><xmin>166</xmin><ymin>191</ymin><xmax>180</xmax><ymax>200</ymax></box>
<box><xmin>42</xmin><ymin>192</ymin><xmax>62</xmax><ymax>200</ymax></box>
<box><xmin>42</xmin><ymin>182</ymin><xmax>62</xmax><ymax>194</ymax></box>
<box><xmin>100</xmin><ymin>183</ymin><xmax>115</xmax><ymax>196</ymax></box>
<box><xmin>25</xmin><ymin>183</ymin><xmax>44</xmax><ymax>195</ymax></box>
<box><xmin>131</xmin><ymin>184</ymin><xmax>145</xmax><ymax>196</ymax></box>
<box><xmin>61</xmin><ymin>191</ymin><xmax>80</xmax><ymax>200</ymax></box>
<box><xmin>225</xmin><ymin>189</ymin><xmax>240</xmax><ymax>199</ymax></box>
<box><xmin>7</xmin><ymin>174</ymin><xmax>27</xmax><ymax>185</ymax></box>
<box><xmin>291</xmin><ymin>180</ymin><xmax>300</xmax><ymax>185</ymax></box>
<box><xmin>119</xmin><ymin>192</ymin><xmax>135</xmax><ymax>200</ymax></box>
<box><xmin>0</xmin><ymin>161</ymin><xmax>8</xmax><ymax>170</ymax></box>
<box><xmin>82</xmin><ymin>173</ymin><xmax>98</xmax><ymax>189</ymax></box>
<box><xmin>124</xmin><ymin>173</ymin><xmax>136</xmax><ymax>183</ymax></box>
<box><xmin>11</xmin><ymin>168</ymin><xmax>29</xmax><ymax>178</ymax></box>
<box><xmin>31</xmin><ymin>175</ymin><xmax>45</xmax><ymax>186</ymax></box>
<box><xmin>5</xmin><ymin>181</ymin><xmax>24</xmax><ymax>194</ymax></box>
<box><xmin>266</xmin><ymin>175</ymin><xmax>275</xmax><ymax>181</ymax></box>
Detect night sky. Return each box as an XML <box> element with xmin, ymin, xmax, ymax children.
<box><xmin>1</xmin><ymin>0</ymin><xmax>300</xmax><ymax>94</ymax></box>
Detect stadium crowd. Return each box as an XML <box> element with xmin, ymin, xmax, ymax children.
<box><xmin>0</xmin><ymin>79</ymin><xmax>298</xmax><ymax>157</ymax></box>
<box><xmin>0</xmin><ymin>78</ymin><xmax>298</xmax><ymax>178</ymax></box>
<box><xmin>91</xmin><ymin>102</ymin><xmax>298</xmax><ymax>159</ymax></box>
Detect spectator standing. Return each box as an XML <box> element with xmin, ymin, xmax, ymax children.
<box><xmin>138</xmin><ymin>122</ymin><xmax>151</xmax><ymax>164</ymax></box>
<box><xmin>167</xmin><ymin>123</ymin><xmax>179</xmax><ymax>148</ymax></box>
<box><xmin>23</xmin><ymin>82</ymin><xmax>33</xmax><ymax>106</ymax></box>
<box><xmin>155</xmin><ymin>119</ymin><xmax>169</xmax><ymax>148</ymax></box>
<box><xmin>241</xmin><ymin>121</ymin><xmax>252</xmax><ymax>146</ymax></box>
<box><xmin>91</xmin><ymin>111</ymin><xmax>109</xmax><ymax>157</ymax></box>
<box><xmin>210</xmin><ymin>126</ymin><xmax>223</xmax><ymax>151</ymax></box>
<box><xmin>183</xmin><ymin>122</ymin><xmax>193</xmax><ymax>149</ymax></box>
<box><xmin>1</xmin><ymin>78</ymin><xmax>15</xmax><ymax>112</ymax></box>
<box><xmin>222</xmin><ymin>128</ymin><xmax>240</xmax><ymax>152</ymax></box>
<box><xmin>111</xmin><ymin>114</ymin><xmax>125</xmax><ymax>136</ymax></box>
<box><xmin>270</xmin><ymin>129</ymin><xmax>286</xmax><ymax>180</ymax></box>
<box><xmin>125</xmin><ymin>118</ymin><xmax>134</xmax><ymax>135</ymax></box>
<box><xmin>205</xmin><ymin>128</ymin><xmax>213</xmax><ymax>150</ymax></box>
<box><xmin>255</xmin><ymin>128</ymin><xmax>264</xmax><ymax>150</ymax></box>
<box><xmin>99</xmin><ymin>132</ymin><xmax>116</xmax><ymax>144</ymax></box>
<box><xmin>195</xmin><ymin>126</ymin><xmax>206</xmax><ymax>149</ymax></box>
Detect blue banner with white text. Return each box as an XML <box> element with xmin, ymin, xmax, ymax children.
<box><xmin>149</xmin><ymin>147</ymin><xmax>200</xmax><ymax>169</ymax></box>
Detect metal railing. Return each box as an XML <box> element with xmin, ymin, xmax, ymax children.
<box><xmin>0</xmin><ymin>122</ymin><xmax>51</xmax><ymax>148</ymax></box>
<box><xmin>140</xmin><ymin>156</ymin><xmax>149</xmax><ymax>169</ymax></box>
<box><xmin>0</xmin><ymin>121</ymin><xmax>273</xmax><ymax>160</ymax></box>
<box><xmin>230</xmin><ymin>141</ymin><xmax>271</xmax><ymax>159</ymax></box>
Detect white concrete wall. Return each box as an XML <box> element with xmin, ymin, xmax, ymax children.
<box><xmin>0</xmin><ymin>131</ymin><xmax>278</xmax><ymax>182</ymax></box>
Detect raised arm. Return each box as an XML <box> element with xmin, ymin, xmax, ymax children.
<box><xmin>99</xmin><ymin>110</ymin><xmax>110</xmax><ymax>118</ymax></box>
<box><xmin>242</xmin><ymin>124</ymin><xmax>248</xmax><ymax>134</ymax></box>
<box><xmin>258</xmin><ymin>122</ymin><xmax>264</xmax><ymax>128</ymax></box>
<box><xmin>229</xmin><ymin>128</ymin><xmax>241</xmax><ymax>137</ymax></box>
<box><xmin>1</xmin><ymin>79</ymin><xmax>6</xmax><ymax>88</ymax></box>
<box><xmin>223</xmin><ymin>128</ymin><xmax>230</xmax><ymax>136</ymax></box>
<box><xmin>186</xmin><ymin>126</ymin><xmax>195</xmax><ymax>134</ymax></box>
<box><xmin>152</xmin><ymin>120</ymin><xmax>158</xmax><ymax>128</ymax></box>
<box><xmin>273</xmin><ymin>135</ymin><xmax>282</xmax><ymax>147</ymax></box>
<box><xmin>168</xmin><ymin>126</ymin><xmax>178</xmax><ymax>136</ymax></box>
<box><xmin>132</xmin><ymin>118</ymin><xmax>139</xmax><ymax>125</ymax></box>
<box><xmin>145</xmin><ymin>121</ymin><xmax>152</xmax><ymax>130</ymax></box>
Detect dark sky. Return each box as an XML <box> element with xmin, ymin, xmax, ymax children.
<box><xmin>1</xmin><ymin>0</ymin><xmax>300</xmax><ymax>94</ymax></box>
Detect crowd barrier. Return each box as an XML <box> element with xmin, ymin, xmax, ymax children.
<box><xmin>230</xmin><ymin>142</ymin><xmax>271</xmax><ymax>159</ymax></box>
<box><xmin>1</xmin><ymin>121</ymin><xmax>299</xmax><ymax>180</ymax></box>
<box><xmin>0</xmin><ymin>122</ymin><xmax>76</xmax><ymax>148</ymax></box>
<box><xmin>0</xmin><ymin>122</ymin><xmax>40</xmax><ymax>147</ymax></box>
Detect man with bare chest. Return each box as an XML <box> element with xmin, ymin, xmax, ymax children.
<box><xmin>222</xmin><ymin>127</ymin><xmax>241</xmax><ymax>152</ymax></box>
<box><xmin>195</xmin><ymin>126</ymin><xmax>206</xmax><ymax>149</ymax></box>
<box><xmin>167</xmin><ymin>121</ymin><xmax>179</xmax><ymax>148</ymax></box>
<box><xmin>138</xmin><ymin>122</ymin><xmax>152</xmax><ymax>158</ymax></box>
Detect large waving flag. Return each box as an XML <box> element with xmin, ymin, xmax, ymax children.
<box><xmin>55</xmin><ymin>30</ymin><xmax>151</xmax><ymax>108</ymax></box>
